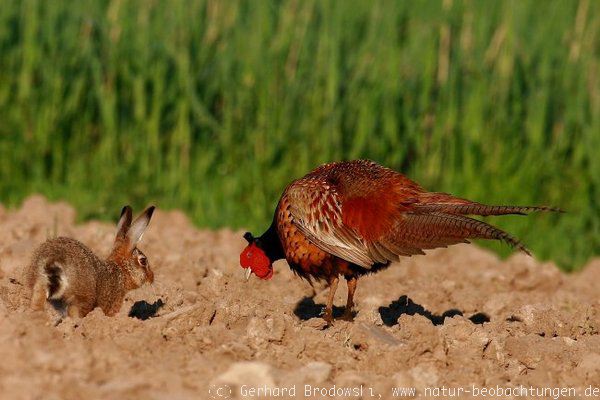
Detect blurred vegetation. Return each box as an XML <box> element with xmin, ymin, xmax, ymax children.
<box><xmin>0</xmin><ymin>0</ymin><xmax>598</xmax><ymax>269</ymax></box>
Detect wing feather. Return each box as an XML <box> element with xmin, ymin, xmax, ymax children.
<box><xmin>286</xmin><ymin>184</ymin><xmax>375</xmax><ymax>268</ymax></box>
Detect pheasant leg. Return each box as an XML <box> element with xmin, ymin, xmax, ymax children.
<box><xmin>323</xmin><ymin>275</ymin><xmax>339</xmax><ymax>326</ymax></box>
<box><xmin>342</xmin><ymin>276</ymin><xmax>358</xmax><ymax>321</ymax></box>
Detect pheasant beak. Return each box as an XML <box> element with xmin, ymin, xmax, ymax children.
<box><xmin>244</xmin><ymin>268</ymin><xmax>252</xmax><ymax>281</ymax></box>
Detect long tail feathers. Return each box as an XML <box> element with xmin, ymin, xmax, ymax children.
<box><xmin>428</xmin><ymin>212</ymin><xmax>532</xmax><ymax>255</ymax></box>
<box><xmin>388</xmin><ymin>212</ymin><xmax>532</xmax><ymax>256</ymax></box>
<box><xmin>414</xmin><ymin>203</ymin><xmax>563</xmax><ymax>216</ymax></box>
<box><xmin>415</xmin><ymin>192</ymin><xmax>563</xmax><ymax>216</ymax></box>
<box><xmin>372</xmin><ymin>197</ymin><xmax>562</xmax><ymax>262</ymax></box>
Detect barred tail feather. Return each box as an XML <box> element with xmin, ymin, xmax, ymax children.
<box><xmin>426</xmin><ymin>212</ymin><xmax>531</xmax><ymax>255</ymax></box>
<box><xmin>415</xmin><ymin>203</ymin><xmax>563</xmax><ymax>216</ymax></box>
<box><xmin>387</xmin><ymin>212</ymin><xmax>531</xmax><ymax>256</ymax></box>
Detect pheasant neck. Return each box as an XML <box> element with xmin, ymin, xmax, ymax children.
<box><xmin>259</xmin><ymin>222</ymin><xmax>285</xmax><ymax>262</ymax></box>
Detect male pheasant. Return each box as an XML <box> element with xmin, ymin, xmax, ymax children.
<box><xmin>240</xmin><ymin>160</ymin><xmax>558</xmax><ymax>325</ymax></box>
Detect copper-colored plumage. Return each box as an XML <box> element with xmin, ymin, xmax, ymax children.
<box><xmin>241</xmin><ymin>159</ymin><xmax>559</xmax><ymax>325</ymax></box>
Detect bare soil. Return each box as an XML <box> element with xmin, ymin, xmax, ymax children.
<box><xmin>1</xmin><ymin>196</ymin><xmax>599</xmax><ymax>399</ymax></box>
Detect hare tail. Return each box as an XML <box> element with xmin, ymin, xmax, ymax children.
<box><xmin>44</xmin><ymin>261</ymin><xmax>67</xmax><ymax>300</ymax></box>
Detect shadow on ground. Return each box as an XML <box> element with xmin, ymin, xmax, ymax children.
<box><xmin>292</xmin><ymin>294</ymin><xmax>489</xmax><ymax>326</ymax></box>
<box><xmin>129</xmin><ymin>299</ymin><xmax>165</xmax><ymax>320</ymax></box>
<box><xmin>378</xmin><ymin>295</ymin><xmax>490</xmax><ymax>326</ymax></box>
<box><xmin>293</xmin><ymin>297</ymin><xmax>352</xmax><ymax>320</ymax></box>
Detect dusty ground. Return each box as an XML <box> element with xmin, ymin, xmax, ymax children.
<box><xmin>0</xmin><ymin>196</ymin><xmax>599</xmax><ymax>400</ymax></box>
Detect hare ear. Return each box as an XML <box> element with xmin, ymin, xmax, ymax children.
<box><xmin>116</xmin><ymin>206</ymin><xmax>133</xmax><ymax>239</ymax></box>
<box><xmin>127</xmin><ymin>206</ymin><xmax>155</xmax><ymax>248</ymax></box>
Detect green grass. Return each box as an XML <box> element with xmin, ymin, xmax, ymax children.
<box><xmin>0</xmin><ymin>0</ymin><xmax>598</xmax><ymax>270</ymax></box>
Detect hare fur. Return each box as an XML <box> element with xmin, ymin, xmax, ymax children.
<box><xmin>24</xmin><ymin>206</ymin><xmax>155</xmax><ymax>318</ymax></box>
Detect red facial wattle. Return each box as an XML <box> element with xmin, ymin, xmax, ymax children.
<box><xmin>240</xmin><ymin>243</ymin><xmax>273</xmax><ymax>280</ymax></box>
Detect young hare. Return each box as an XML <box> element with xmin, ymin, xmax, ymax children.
<box><xmin>25</xmin><ymin>205</ymin><xmax>155</xmax><ymax>318</ymax></box>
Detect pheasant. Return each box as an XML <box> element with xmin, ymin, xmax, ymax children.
<box><xmin>240</xmin><ymin>159</ymin><xmax>558</xmax><ymax>325</ymax></box>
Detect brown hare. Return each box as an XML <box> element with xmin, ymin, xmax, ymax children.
<box><xmin>25</xmin><ymin>205</ymin><xmax>155</xmax><ymax>319</ymax></box>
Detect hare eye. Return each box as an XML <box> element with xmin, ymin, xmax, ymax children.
<box><xmin>137</xmin><ymin>255</ymin><xmax>147</xmax><ymax>266</ymax></box>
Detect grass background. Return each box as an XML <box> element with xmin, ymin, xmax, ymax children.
<box><xmin>0</xmin><ymin>0</ymin><xmax>598</xmax><ymax>269</ymax></box>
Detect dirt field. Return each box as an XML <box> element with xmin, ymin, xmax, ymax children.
<box><xmin>0</xmin><ymin>196</ymin><xmax>599</xmax><ymax>400</ymax></box>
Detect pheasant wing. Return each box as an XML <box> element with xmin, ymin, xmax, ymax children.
<box><xmin>285</xmin><ymin>184</ymin><xmax>375</xmax><ymax>268</ymax></box>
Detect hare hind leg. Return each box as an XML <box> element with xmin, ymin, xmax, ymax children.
<box><xmin>68</xmin><ymin>295</ymin><xmax>96</xmax><ymax>318</ymax></box>
<box><xmin>30</xmin><ymin>280</ymin><xmax>47</xmax><ymax>312</ymax></box>
<box><xmin>67</xmin><ymin>304</ymin><xmax>80</xmax><ymax>318</ymax></box>
<box><xmin>69</xmin><ymin>303</ymin><xmax>95</xmax><ymax>318</ymax></box>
